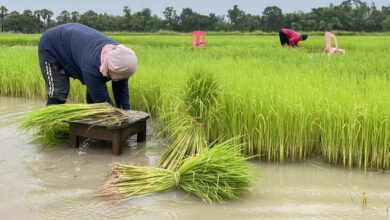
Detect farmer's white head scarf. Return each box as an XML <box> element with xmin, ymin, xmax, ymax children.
<box><xmin>100</xmin><ymin>44</ymin><xmax>137</xmax><ymax>80</ymax></box>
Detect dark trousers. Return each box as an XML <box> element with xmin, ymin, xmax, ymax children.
<box><xmin>279</xmin><ymin>31</ymin><xmax>290</xmax><ymax>46</ymax></box>
<box><xmin>38</xmin><ymin>50</ymin><xmax>70</xmax><ymax>105</ymax></box>
<box><xmin>39</xmin><ymin>51</ymin><xmax>107</xmax><ymax>106</ymax></box>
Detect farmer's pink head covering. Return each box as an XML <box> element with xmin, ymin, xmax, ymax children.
<box><xmin>100</xmin><ymin>44</ymin><xmax>137</xmax><ymax>81</ymax></box>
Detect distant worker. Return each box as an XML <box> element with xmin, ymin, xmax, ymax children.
<box><xmin>38</xmin><ymin>23</ymin><xmax>137</xmax><ymax>110</ymax></box>
<box><xmin>279</xmin><ymin>28</ymin><xmax>308</xmax><ymax>48</ymax></box>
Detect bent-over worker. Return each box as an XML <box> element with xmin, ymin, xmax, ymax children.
<box><xmin>38</xmin><ymin>23</ymin><xmax>137</xmax><ymax>110</ymax></box>
<box><xmin>279</xmin><ymin>28</ymin><xmax>308</xmax><ymax>48</ymax></box>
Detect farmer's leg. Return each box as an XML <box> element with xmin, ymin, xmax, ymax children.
<box><xmin>279</xmin><ymin>31</ymin><xmax>284</xmax><ymax>46</ymax></box>
<box><xmin>279</xmin><ymin>31</ymin><xmax>289</xmax><ymax>46</ymax></box>
<box><xmin>39</xmin><ymin>51</ymin><xmax>70</xmax><ymax>105</ymax></box>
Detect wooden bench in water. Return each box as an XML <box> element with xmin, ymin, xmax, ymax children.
<box><xmin>68</xmin><ymin>111</ymin><xmax>150</xmax><ymax>155</ymax></box>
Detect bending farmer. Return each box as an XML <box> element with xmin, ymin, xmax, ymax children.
<box><xmin>38</xmin><ymin>23</ymin><xmax>137</xmax><ymax>110</ymax></box>
<box><xmin>279</xmin><ymin>28</ymin><xmax>308</xmax><ymax>48</ymax></box>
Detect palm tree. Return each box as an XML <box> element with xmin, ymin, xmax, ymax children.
<box><xmin>47</xmin><ymin>10</ymin><xmax>53</xmax><ymax>27</ymax></box>
<box><xmin>0</xmin><ymin>6</ymin><xmax>8</xmax><ymax>32</ymax></box>
<box><xmin>57</xmin><ymin>10</ymin><xmax>70</xmax><ymax>24</ymax></box>
<box><xmin>40</xmin><ymin>9</ymin><xmax>49</xmax><ymax>29</ymax></box>
<box><xmin>34</xmin><ymin>10</ymin><xmax>41</xmax><ymax>21</ymax></box>
<box><xmin>71</xmin><ymin>11</ymin><xmax>80</xmax><ymax>22</ymax></box>
<box><xmin>34</xmin><ymin>10</ymin><xmax>43</xmax><ymax>32</ymax></box>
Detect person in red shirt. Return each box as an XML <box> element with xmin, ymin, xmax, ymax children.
<box><xmin>279</xmin><ymin>28</ymin><xmax>308</xmax><ymax>47</ymax></box>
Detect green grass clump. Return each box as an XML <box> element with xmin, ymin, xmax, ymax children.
<box><xmin>20</xmin><ymin>103</ymin><xmax>128</xmax><ymax>147</ymax></box>
<box><xmin>98</xmin><ymin>140</ymin><xmax>255</xmax><ymax>203</ymax></box>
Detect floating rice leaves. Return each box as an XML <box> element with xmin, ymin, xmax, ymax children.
<box><xmin>98</xmin><ymin>140</ymin><xmax>255</xmax><ymax>203</ymax></box>
<box><xmin>20</xmin><ymin>103</ymin><xmax>129</xmax><ymax>148</ymax></box>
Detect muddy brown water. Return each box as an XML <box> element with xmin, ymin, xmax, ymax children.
<box><xmin>1</xmin><ymin>96</ymin><xmax>389</xmax><ymax>220</ymax></box>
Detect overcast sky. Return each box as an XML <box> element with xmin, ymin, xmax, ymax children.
<box><xmin>0</xmin><ymin>0</ymin><xmax>388</xmax><ymax>17</ymax></box>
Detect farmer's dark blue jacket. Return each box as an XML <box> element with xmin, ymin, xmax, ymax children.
<box><xmin>38</xmin><ymin>23</ymin><xmax>130</xmax><ymax>110</ymax></box>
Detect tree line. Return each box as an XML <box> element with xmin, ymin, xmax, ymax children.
<box><xmin>1</xmin><ymin>0</ymin><xmax>390</xmax><ymax>33</ymax></box>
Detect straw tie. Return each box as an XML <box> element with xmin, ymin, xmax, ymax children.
<box><xmin>173</xmin><ymin>171</ymin><xmax>180</xmax><ymax>188</ymax></box>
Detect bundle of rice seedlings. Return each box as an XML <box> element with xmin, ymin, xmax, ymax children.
<box><xmin>183</xmin><ymin>70</ymin><xmax>221</xmax><ymax>119</ymax></box>
<box><xmin>158</xmin><ymin>114</ymin><xmax>207</xmax><ymax>170</ymax></box>
<box><xmin>98</xmin><ymin>140</ymin><xmax>254</xmax><ymax>203</ymax></box>
<box><xmin>20</xmin><ymin>103</ymin><xmax>129</xmax><ymax>147</ymax></box>
<box><xmin>157</xmin><ymin>70</ymin><xmax>225</xmax><ymax>170</ymax></box>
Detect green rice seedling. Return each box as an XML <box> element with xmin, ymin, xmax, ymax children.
<box><xmin>182</xmin><ymin>69</ymin><xmax>221</xmax><ymax>119</ymax></box>
<box><xmin>184</xmin><ymin>70</ymin><xmax>226</xmax><ymax>142</ymax></box>
<box><xmin>20</xmin><ymin>103</ymin><xmax>129</xmax><ymax>147</ymax></box>
<box><xmin>157</xmin><ymin>112</ymin><xmax>208</xmax><ymax>170</ymax></box>
<box><xmin>0</xmin><ymin>34</ymin><xmax>40</xmax><ymax>46</ymax></box>
<box><xmin>98</xmin><ymin>140</ymin><xmax>255</xmax><ymax>203</ymax></box>
<box><xmin>157</xmin><ymin>70</ymin><xmax>226</xmax><ymax>170</ymax></box>
<box><xmin>130</xmin><ymin>82</ymin><xmax>162</xmax><ymax>117</ymax></box>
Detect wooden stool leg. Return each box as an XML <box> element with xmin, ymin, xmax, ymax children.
<box><xmin>112</xmin><ymin>130</ymin><xmax>122</xmax><ymax>155</ymax></box>
<box><xmin>137</xmin><ymin>121</ymin><xmax>147</xmax><ymax>142</ymax></box>
<box><xmin>70</xmin><ymin>132</ymin><xmax>80</xmax><ymax>148</ymax></box>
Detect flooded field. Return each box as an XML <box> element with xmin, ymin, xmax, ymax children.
<box><xmin>1</xmin><ymin>96</ymin><xmax>389</xmax><ymax>220</ymax></box>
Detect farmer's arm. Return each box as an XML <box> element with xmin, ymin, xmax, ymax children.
<box><xmin>84</xmin><ymin>72</ymin><xmax>114</xmax><ymax>105</ymax></box>
<box><xmin>289</xmin><ymin>35</ymin><xmax>300</xmax><ymax>47</ymax></box>
<box><xmin>112</xmin><ymin>80</ymin><xmax>130</xmax><ymax>110</ymax></box>
<box><xmin>289</xmin><ymin>34</ymin><xmax>301</xmax><ymax>47</ymax></box>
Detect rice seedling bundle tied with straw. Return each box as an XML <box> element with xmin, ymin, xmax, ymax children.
<box><xmin>98</xmin><ymin>141</ymin><xmax>255</xmax><ymax>203</ymax></box>
<box><xmin>20</xmin><ymin>103</ymin><xmax>130</xmax><ymax>147</ymax></box>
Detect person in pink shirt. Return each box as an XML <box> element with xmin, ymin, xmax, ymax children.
<box><xmin>279</xmin><ymin>28</ymin><xmax>308</xmax><ymax>47</ymax></box>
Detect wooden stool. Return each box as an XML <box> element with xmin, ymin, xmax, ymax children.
<box><xmin>68</xmin><ymin>111</ymin><xmax>150</xmax><ymax>155</ymax></box>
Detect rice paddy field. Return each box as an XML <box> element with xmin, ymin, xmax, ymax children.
<box><xmin>1</xmin><ymin>96</ymin><xmax>390</xmax><ymax>219</ymax></box>
<box><xmin>1</xmin><ymin>33</ymin><xmax>390</xmax><ymax>170</ymax></box>
<box><xmin>1</xmin><ymin>33</ymin><xmax>390</xmax><ymax>219</ymax></box>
